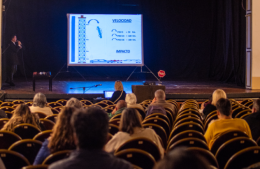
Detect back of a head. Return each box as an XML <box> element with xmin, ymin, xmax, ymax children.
<box><xmin>125</xmin><ymin>93</ymin><xmax>137</xmax><ymax>105</ymax></box>
<box><xmin>216</xmin><ymin>98</ymin><xmax>231</xmax><ymax>116</ymax></box>
<box><xmin>71</xmin><ymin>107</ymin><xmax>109</xmax><ymax>150</ymax></box>
<box><xmin>116</xmin><ymin>100</ymin><xmax>127</xmax><ymax>109</ymax></box>
<box><xmin>253</xmin><ymin>99</ymin><xmax>260</xmax><ymax>112</ymax></box>
<box><xmin>155</xmin><ymin>89</ymin><xmax>165</xmax><ymax>101</ymax></box>
<box><xmin>13</xmin><ymin>104</ymin><xmax>31</xmax><ymax>118</ymax></box>
<box><xmin>154</xmin><ymin>147</ymin><xmax>211</xmax><ymax>169</ymax></box>
<box><xmin>114</xmin><ymin>80</ymin><xmax>123</xmax><ymax>91</ymax></box>
<box><xmin>66</xmin><ymin>97</ymin><xmax>83</xmax><ymax>109</ymax></box>
<box><xmin>49</xmin><ymin>107</ymin><xmax>76</xmax><ymax>153</ymax></box>
<box><xmin>119</xmin><ymin>108</ymin><xmax>142</xmax><ymax>135</ymax></box>
<box><xmin>33</xmin><ymin>93</ymin><xmax>47</xmax><ymax>108</ymax></box>
<box><xmin>212</xmin><ymin>89</ymin><xmax>227</xmax><ymax>106</ymax></box>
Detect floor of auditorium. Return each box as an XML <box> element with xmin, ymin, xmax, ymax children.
<box><xmin>1</xmin><ymin>78</ymin><xmax>260</xmax><ymax>100</ymax></box>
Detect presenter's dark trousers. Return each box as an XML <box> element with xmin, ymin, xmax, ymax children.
<box><xmin>8</xmin><ymin>65</ymin><xmax>17</xmax><ymax>82</ymax></box>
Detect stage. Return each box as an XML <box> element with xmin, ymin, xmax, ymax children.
<box><xmin>1</xmin><ymin>78</ymin><xmax>260</xmax><ymax>102</ymax></box>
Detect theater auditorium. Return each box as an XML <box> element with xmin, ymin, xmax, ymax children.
<box><xmin>0</xmin><ymin>0</ymin><xmax>259</xmax><ymax>169</ymax></box>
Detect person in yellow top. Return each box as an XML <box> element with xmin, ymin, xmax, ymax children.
<box><xmin>204</xmin><ymin>98</ymin><xmax>252</xmax><ymax>149</ymax></box>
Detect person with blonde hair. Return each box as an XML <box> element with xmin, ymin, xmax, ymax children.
<box><xmin>125</xmin><ymin>93</ymin><xmax>144</xmax><ymax>111</ymax></box>
<box><xmin>30</xmin><ymin>92</ymin><xmax>53</xmax><ymax>116</ymax></box>
<box><xmin>202</xmin><ymin>89</ymin><xmax>227</xmax><ymax>117</ymax></box>
<box><xmin>66</xmin><ymin>97</ymin><xmax>83</xmax><ymax>109</ymax></box>
<box><xmin>110</xmin><ymin>80</ymin><xmax>126</xmax><ymax>104</ymax></box>
<box><xmin>33</xmin><ymin>107</ymin><xmax>76</xmax><ymax>165</ymax></box>
<box><xmin>105</xmin><ymin>108</ymin><xmax>164</xmax><ymax>157</ymax></box>
<box><xmin>1</xmin><ymin>104</ymin><xmax>40</xmax><ymax>131</ymax></box>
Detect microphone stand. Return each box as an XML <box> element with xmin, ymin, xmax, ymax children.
<box><xmin>70</xmin><ymin>85</ymin><xmax>100</xmax><ymax>94</ymax></box>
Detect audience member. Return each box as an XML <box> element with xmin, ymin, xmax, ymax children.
<box><xmin>65</xmin><ymin>97</ymin><xmax>83</xmax><ymax>109</ymax></box>
<box><xmin>33</xmin><ymin>107</ymin><xmax>76</xmax><ymax>165</ymax></box>
<box><xmin>202</xmin><ymin>89</ymin><xmax>226</xmax><ymax>118</ymax></box>
<box><xmin>153</xmin><ymin>147</ymin><xmax>211</xmax><ymax>169</ymax></box>
<box><xmin>30</xmin><ymin>93</ymin><xmax>53</xmax><ymax>116</ymax></box>
<box><xmin>110</xmin><ymin>100</ymin><xmax>127</xmax><ymax>118</ymax></box>
<box><xmin>1</xmin><ymin>104</ymin><xmax>40</xmax><ymax>131</ymax></box>
<box><xmin>125</xmin><ymin>93</ymin><xmax>144</xmax><ymax>111</ymax></box>
<box><xmin>244</xmin><ymin>99</ymin><xmax>260</xmax><ymax>140</ymax></box>
<box><xmin>106</xmin><ymin>108</ymin><xmax>164</xmax><ymax>157</ymax></box>
<box><xmin>204</xmin><ymin>98</ymin><xmax>252</xmax><ymax>149</ymax></box>
<box><xmin>146</xmin><ymin>89</ymin><xmax>175</xmax><ymax>116</ymax></box>
<box><xmin>49</xmin><ymin>107</ymin><xmax>132</xmax><ymax>169</ymax></box>
<box><xmin>110</xmin><ymin>80</ymin><xmax>126</xmax><ymax>104</ymax></box>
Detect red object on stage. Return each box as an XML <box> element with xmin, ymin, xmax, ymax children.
<box><xmin>158</xmin><ymin>70</ymin><xmax>166</xmax><ymax>78</ymax></box>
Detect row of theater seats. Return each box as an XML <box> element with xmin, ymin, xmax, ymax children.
<box><xmin>0</xmin><ymin>98</ymin><xmax>256</xmax><ymax>169</ymax></box>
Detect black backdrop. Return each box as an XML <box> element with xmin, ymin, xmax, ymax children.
<box><xmin>3</xmin><ymin>0</ymin><xmax>246</xmax><ymax>86</ymax></box>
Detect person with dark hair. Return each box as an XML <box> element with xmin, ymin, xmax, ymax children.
<box><xmin>244</xmin><ymin>99</ymin><xmax>260</xmax><ymax>140</ymax></box>
<box><xmin>153</xmin><ymin>147</ymin><xmax>211</xmax><ymax>169</ymax></box>
<box><xmin>106</xmin><ymin>108</ymin><xmax>164</xmax><ymax>157</ymax></box>
<box><xmin>49</xmin><ymin>107</ymin><xmax>132</xmax><ymax>169</ymax></box>
<box><xmin>204</xmin><ymin>98</ymin><xmax>252</xmax><ymax>149</ymax></box>
<box><xmin>33</xmin><ymin>107</ymin><xmax>76</xmax><ymax>165</ymax></box>
<box><xmin>6</xmin><ymin>34</ymin><xmax>22</xmax><ymax>86</ymax></box>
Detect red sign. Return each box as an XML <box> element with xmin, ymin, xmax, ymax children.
<box><xmin>158</xmin><ymin>70</ymin><xmax>166</xmax><ymax>78</ymax></box>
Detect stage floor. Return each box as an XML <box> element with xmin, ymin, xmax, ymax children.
<box><xmin>1</xmin><ymin>79</ymin><xmax>260</xmax><ymax>100</ymax></box>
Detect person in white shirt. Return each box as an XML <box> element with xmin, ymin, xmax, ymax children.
<box><xmin>30</xmin><ymin>93</ymin><xmax>53</xmax><ymax>116</ymax></box>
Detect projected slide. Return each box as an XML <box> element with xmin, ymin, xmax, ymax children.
<box><xmin>67</xmin><ymin>14</ymin><xmax>143</xmax><ymax>66</ymax></box>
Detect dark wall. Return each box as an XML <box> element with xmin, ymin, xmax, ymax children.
<box><xmin>3</xmin><ymin>0</ymin><xmax>246</xmax><ymax>85</ymax></box>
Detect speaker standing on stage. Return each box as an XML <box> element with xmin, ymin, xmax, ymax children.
<box><xmin>6</xmin><ymin>35</ymin><xmax>22</xmax><ymax>86</ymax></box>
<box><xmin>110</xmin><ymin>80</ymin><xmax>126</xmax><ymax>104</ymax></box>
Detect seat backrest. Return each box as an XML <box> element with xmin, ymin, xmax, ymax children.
<box><xmin>145</xmin><ymin>113</ymin><xmax>171</xmax><ymax>127</ymax></box>
<box><xmin>109</xmin><ymin>124</ymin><xmax>119</xmax><ymax>135</ymax></box>
<box><xmin>45</xmin><ymin>114</ymin><xmax>58</xmax><ymax>123</ymax></box>
<box><xmin>204</xmin><ymin>114</ymin><xmax>218</xmax><ymax>131</ymax></box>
<box><xmin>175</xmin><ymin>114</ymin><xmax>200</xmax><ymax>123</ymax></box>
<box><xmin>168</xmin><ymin>138</ymin><xmax>209</xmax><ymax>152</ymax></box>
<box><xmin>80</xmin><ymin>100</ymin><xmax>93</xmax><ymax>105</ymax></box>
<box><xmin>215</xmin><ymin>137</ymin><xmax>257</xmax><ymax>169</ymax></box>
<box><xmin>178</xmin><ymin>110</ymin><xmax>201</xmax><ymax>119</ymax></box>
<box><xmin>0</xmin><ymin>130</ymin><xmax>21</xmax><ymax>149</ymax></box>
<box><xmin>174</xmin><ymin>117</ymin><xmax>203</xmax><ymax>128</ymax></box>
<box><xmin>33</xmin><ymin>130</ymin><xmax>52</xmax><ymax>142</ymax></box>
<box><xmin>9</xmin><ymin>139</ymin><xmax>42</xmax><ymax>164</ymax></box>
<box><xmin>115</xmin><ymin>137</ymin><xmax>161</xmax><ymax>161</ymax></box>
<box><xmin>167</xmin><ymin>130</ymin><xmax>206</xmax><ymax>150</ymax></box>
<box><xmin>211</xmin><ymin>130</ymin><xmax>249</xmax><ymax>155</ymax></box>
<box><xmin>22</xmin><ymin>164</ymin><xmax>49</xmax><ymax>169</ymax></box>
<box><xmin>235</xmin><ymin>110</ymin><xmax>252</xmax><ymax>118</ymax></box>
<box><xmin>39</xmin><ymin>119</ymin><xmax>55</xmax><ymax>130</ymax></box>
<box><xmin>35</xmin><ymin>112</ymin><xmax>47</xmax><ymax>118</ymax></box>
<box><xmin>224</xmin><ymin>146</ymin><xmax>260</xmax><ymax>169</ymax></box>
<box><xmin>110</xmin><ymin>113</ymin><xmax>121</xmax><ymax>120</ymax></box>
<box><xmin>42</xmin><ymin>150</ymin><xmax>71</xmax><ymax>165</ymax></box>
<box><xmin>204</xmin><ymin>110</ymin><xmax>217</xmax><ymax>123</ymax></box>
<box><xmin>0</xmin><ymin>149</ymin><xmax>30</xmax><ymax>168</ymax></box>
<box><xmin>187</xmin><ymin>147</ymin><xmax>219</xmax><ymax>168</ymax></box>
<box><xmin>13</xmin><ymin>123</ymin><xmax>41</xmax><ymax>139</ymax></box>
<box><xmin>47</xmin><ymin>102</ymin><xmax>63</xmax><ymax>108</ymax></box>
<box><xmin>169</xmin><ymin>122</ymin><xmax>204</xmax><ymax>141</ymax></box>
<box><xmin>115</xmin><ymin>148</ymin><xmax>156</xmax><ymax>169</ymax></box>
<box><xmin>135</xmin><ymin>108</ymin><xmax>146</xmax><ymax>120</ymax></box>
<box><xmin>95</xmin><ymin>102</ymin><xmax>108</xmax><ymax>108</ymax></box>
<box><xmin>51</xmin><ymin>108</ymin><xmax>59</xmax><ymax>114</ymax></box>
<box><xmin>142</xmin><ymin>117</ymin><xmax>170</xmax><ymax>135</ymax></box>
<box><xmin>109</xmin><ymin>118</ymin><xmax>121</xmax><ymax>126</ymax></box>
<box><xmin>56</xmin><ymin>99</ymin><xmax>67</xmax><ymax>106</ymax></box>
<box><xmin>0</xmin><ymin>102</ymin><xmax>14</xmax><ymax>107</ymax></box>
<box><xmin>142</xmin><ymin>123</ymin><xmax>167</xmax><ymax>149</ymax></box>
<box><xmin>0</xmin><ymin>118</ymin><xmax>9</xmax><ymax>129</ymax></box>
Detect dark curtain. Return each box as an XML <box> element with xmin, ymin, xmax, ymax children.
<box><xmin>209</xmin><ymin>0</ymin><xmax>246</xmax><ymax>86</ymax></box>
<box><xmin>2</xmin><ymin>0</ymin><xmax>246</xmax><ymax>86</ymax></box>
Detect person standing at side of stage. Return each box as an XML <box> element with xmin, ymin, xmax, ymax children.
<box><xmin>6</xmin><ymin>34</ymin><xmax>22</xmax><ymax>86</ymax></box>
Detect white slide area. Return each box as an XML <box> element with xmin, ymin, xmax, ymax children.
<box><xmin>67</xmin><ymin>14</ymin><xmax>143</xmax><ymax>66</ymax></box>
